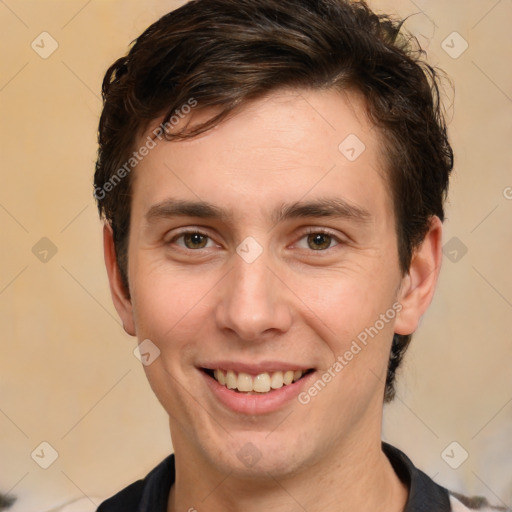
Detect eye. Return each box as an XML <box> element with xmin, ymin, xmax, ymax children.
<box><xmin>295</xmin><ymin>229</ymin><xmax>341</xmax><ymax>251</ymax></box>
<box><xmin>170</xmin><ymin>230</ymin><xmax>216</xmax><ymax>250</ymax></box>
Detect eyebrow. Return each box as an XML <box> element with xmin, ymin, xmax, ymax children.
<box><xmin>145</xmin><ymin>197</ymin><xmax>372</xmax><ymax>225</ymax></box>
<box><xmin>145</xmin><ymin>199</ymin><xmax>231</xmax><ymax>223</ymax></box>
<box><xmin>272</xmin><ymin>197</ymin><xmax>372</xmax><ymax>224</ymax></box>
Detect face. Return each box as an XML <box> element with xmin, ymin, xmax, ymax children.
<box><xmin>106</xmin><ymin>88</ymin><xmax>437</xmax><ymax>480</ymax></box>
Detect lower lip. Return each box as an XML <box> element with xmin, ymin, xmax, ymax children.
<box><xmin>201</xmin><ymin>370</ymin><xmax>316</xmax><ymax>415</ymax></box>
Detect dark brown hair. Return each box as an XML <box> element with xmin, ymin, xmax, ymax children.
<box><xmin>94</xmin><ymin>0</ymin><xmax>453</xmax><ymax>402</ymax></box>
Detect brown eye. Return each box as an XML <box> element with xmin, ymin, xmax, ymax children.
<box><xmin>182</xmin><ymin>232</ymin><xmax>209</xmax><ymax>249</ymax></box>
<box><xmin>306</xmin><ymin>232</ymin><xmax>334</xmax><ymax>250</ymax></box>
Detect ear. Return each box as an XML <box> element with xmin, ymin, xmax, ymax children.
<box><xmin>103</xmin><ymin>223</ymin><xmax>136</xmax><ymax>336</ymax></box>
<box><xmin>394</xmin><ymin>216</ymin><xmax>443</xmax><ymax>336</ymax></box>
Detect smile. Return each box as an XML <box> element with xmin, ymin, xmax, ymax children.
<box><xmin>205</xmin><ymin>368</ymin><xmax>313</xmax><ymax>394</ymax></box>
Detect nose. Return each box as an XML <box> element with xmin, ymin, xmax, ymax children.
<box><xmin>214</xmin><ymin>249</ymin><xmax>293</xmax><ymax>343</ymax></box>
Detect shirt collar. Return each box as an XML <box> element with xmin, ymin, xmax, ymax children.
<box><xmin>383</xmin><ymin>442</ymin><xmax>451</xmax><ymax>511</ymax></box>
<box><xmin>136</xmin><ymin>443</ymin><xmax>451</xmax><ymax>512</ymax></box>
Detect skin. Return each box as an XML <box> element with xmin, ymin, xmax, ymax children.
<box><xmin>104</xmin><ymin>88</ymin><xmax>443</xmax><ymax>512</ymax></box>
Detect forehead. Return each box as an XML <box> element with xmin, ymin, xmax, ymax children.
<box><xmin>131</xmin><ymin>88</ymin><xmax>393</xmax><ymax>228</ymax></box>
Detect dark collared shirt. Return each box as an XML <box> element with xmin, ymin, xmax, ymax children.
<box><xmin>97</xmin><ymin>443</ymin><xmax>503</xmax><ymax>511</ymax></box>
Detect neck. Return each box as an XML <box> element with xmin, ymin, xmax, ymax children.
<box><xmin>167</xmin><ymin>435</ymin><xmax>408</xmax><ymax>512</ymax></box>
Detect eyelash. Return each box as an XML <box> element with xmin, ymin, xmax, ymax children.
<box><xmin>167</xmin><ymin>228</ymin><xmax>343</xmax><ymax>253</ymax></box>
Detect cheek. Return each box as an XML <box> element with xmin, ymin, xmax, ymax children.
<box><xmin>130</xmin><ymin>268</ymin><xmax>217</xmax><ymax>417</ymax></box>
<box><xmin>292</xmin><ymin>264</ymin><xmax>401</xmax><ymax>398</ymax></box>
<box><xmin>297</xmin><ymin>272</ymin><xmax>400</xmax><ymax>407</ymax></box>
<box><xmin>297</xmin><ymin>262</ymin><xmax>399</xmax><ymax>336</ymax></box>
<box><xmin>129</xmin><ymin>258</ymin><xmax>228</xmax><ymax>369</ymax></box>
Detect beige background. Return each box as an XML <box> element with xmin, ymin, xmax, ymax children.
<box><xmin>0</xmin><ymin>1</ymin><xmax>511</xmax><ymax>511</ymax></box>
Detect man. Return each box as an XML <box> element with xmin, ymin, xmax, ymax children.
<box><xmin>93</xmin><ymin>0</ymin><xmax>504</xmax><ymax>510</ymax></box>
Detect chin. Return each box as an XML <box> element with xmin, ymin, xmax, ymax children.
<box><xmin>200</xmin><ymin>429</ymin><xmax>315</xmax><ymax>479</ymax></box>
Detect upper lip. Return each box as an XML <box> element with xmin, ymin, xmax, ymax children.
<box><xmin>199</xmin><ymin>361</ymin><xmax>315</xmax><ymax>375</ymax></box>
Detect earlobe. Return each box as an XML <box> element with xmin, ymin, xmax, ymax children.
<box><xmin>103</xmin><ymin>224</ymin><xmax>136</xmax><ymax>336</ymax></box>
<box><xmin>394</xmin><ymin>216</ymin><xmax>443</xmax><ymax>336</ymax></box>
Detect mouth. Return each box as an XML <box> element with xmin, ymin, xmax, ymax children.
<box><xmin>201</xmin><ymin>368</ymin><xmax>315</xmax><ymax>394</ymax></box>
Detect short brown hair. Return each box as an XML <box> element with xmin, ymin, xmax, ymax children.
<box><xmin>94</xmin><ymin>0</ymin><xmax>453</xmax><ymax>401</ymax></box>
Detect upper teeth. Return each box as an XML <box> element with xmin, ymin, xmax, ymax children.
<box><xmin>213</xmin><ymin>369</ymin><xmax>304</xmax><ymax>393</ymax></box>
